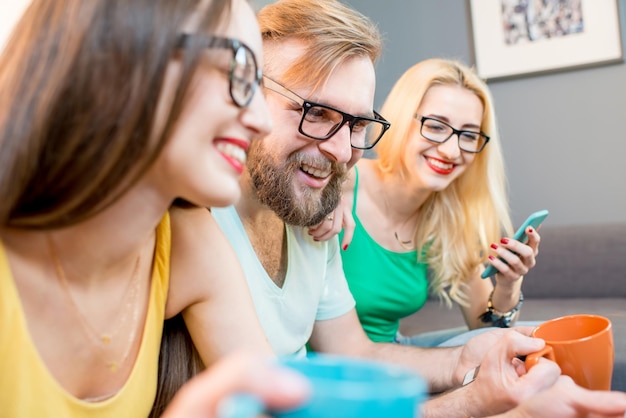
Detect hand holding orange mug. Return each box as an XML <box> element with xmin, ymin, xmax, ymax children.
<box><xmin>525</xmin><ymin>314</ymin><xmax>614</xmax><ymax>390</ymax></box>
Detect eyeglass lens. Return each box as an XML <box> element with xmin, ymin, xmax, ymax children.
<box><xmin>231</xmin><ymin>44</ymin><xmax>258</xmax><ymax>107</ymax></box>
<box><xmin>301</xmin><ymin>105</ymin><xmax>387</xmax><ymax>150</ymax></box>
<box><xmin>177</xmin><ymin>34</ymin><xmax>260</xmax><ymax>108</ymax></box>
<box><xmin>230</xmin><ymin>43</ymin><xmax>259</xmax><ymax>107</ymax></box>
<box><xmin>421</xmin><ymin>118</ymin><xmax>487</xmax><ymax>153</ymax></box>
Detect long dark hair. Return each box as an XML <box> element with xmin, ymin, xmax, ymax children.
<box><xmin>0</xmin><ymin>0</ymin><xmax>230</xmax><ymax>414</ymax></box>
<box><xmin>150</xmin><ymin>314</ymin><xmax>205</xmax><ymax>418</ymax></box>
<box><xmin>0</xmin><ymin>0</ymin><xmax>229</xmax><ymax>229</ymax></box>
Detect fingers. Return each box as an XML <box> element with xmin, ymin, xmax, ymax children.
<box><xmin>511</xmin><ymin>356</ymin><xmax>527</xmax><ymax>377</ymax></box>
<box><xmin>307</xmin><ymin>209</ymin><xmax>342</xmax><ymax>242</ymax></box>
<box><xmin>508</xmin><ymin>338</ymin><xmax>560</xmax><ymax>400</ymax></box>
<box><xmin>490</xmin><ymin>227</ymin><xmax>542</xmax><ymax>281</ymax></box>
<box><xmin>510</xmin><ymin>325</ymin><xmax>535</xmax><ymax>337</ymax></box>
<box><xmin>496</xmin><ymin>334</ymin><xmax>558</xmax><ymax>404</ymax></box>
<box><xmin>520</xmin><ymin>357</ymin><xmax>561</xmax><ymax>387</ymax></box>
<box><xmin>511</xmin><ymin>375</ymin><xmax>626</xmax><ymax>418</ymax></box>
<box><xmin>458</xmin><ymin>329</ymin><xmax>541</xmax><ymax>380</ymax></box>
<box><xmin>340</xmin><ymin>209</ymin><xmax>355</xmax><ymax>251</ymax></box>
<box><xmin>162</xmin><ymin>352</ymin><xmax>310</xmax><ymax>418</ymax></box>
<box><xmin>524</xmin><ymin>227</ymin><xmax>541</xmax><ymax>254</ymax></box>
<box><xmin>460</xmin><ymin>331</ymin><xmax>553</xmax><ymax>413</ymax></box>
<box><xmin>307</xmin><ymin>195</ymin><xmax>356</xmax><ymax>249</ymax></box>
<box><xmin>503</xmin><ymin>330</ymin><xmax>545</xmax><ymax>361</ymax></box>
<box><xmin>560</xmin><ymin>376</ymin><xmax>626</xmax><ymax>416</ymax></box>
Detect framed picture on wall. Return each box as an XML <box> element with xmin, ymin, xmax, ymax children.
<box><xmin>468</xmin><ymin>0</ymin><xmax>624</xmax><ymax>81</ymax></box>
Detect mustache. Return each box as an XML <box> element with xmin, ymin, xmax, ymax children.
<box><xmin>292</xmin><ymin>153</ymin><xmax>348</xmax><ymax>180</ymax></box>
<box><xmin>247</xmin><ymin>145</ymin><xmax>348</xmax><ymax>227</ymax></box>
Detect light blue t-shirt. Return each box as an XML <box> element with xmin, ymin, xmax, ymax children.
<box><xmin>212</xmin><ymin>206</ymin><xmax>356</xmax><ymax>357</ymax></box>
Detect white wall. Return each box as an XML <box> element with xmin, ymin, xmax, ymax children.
<box><xmin>251</xmin><ymin>0</ymin><xmax>275</xmax><ymax>12</ymax></box>
<box><xmin>0</xmin><ymin>0</ymin><xmax>31</xmax><ymax>50</ymax></box>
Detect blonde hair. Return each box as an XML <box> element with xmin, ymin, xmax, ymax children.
<box><xmin>257</xmin><ymin>0</ymin><xmax>382</xmax><ymax>88</ymax></box>
<box><xmin>375</xmin><ymin>58</ymin><xmax>513</xmax><ymax>307</ymax></box>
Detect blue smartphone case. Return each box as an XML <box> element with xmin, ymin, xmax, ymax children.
<box><xmin>481</xmin><ymin>209</ymin><xmax>549</xmax><ymax>279</ymax></box>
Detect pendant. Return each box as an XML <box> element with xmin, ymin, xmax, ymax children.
<box><xmin>102</xmin><ymin>334</ymin><xmax>111</xmax><ymax>345</ymax></box>
<box><xmin>394</xmin><ymin>232</ymin><xmax>415</xmax><ymax>250</ymax></box>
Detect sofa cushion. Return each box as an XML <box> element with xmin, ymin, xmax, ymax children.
<box><xmin>523</xmin><ymin>224</ymin><xmax>626</xmax><ymax>298</ymax></box>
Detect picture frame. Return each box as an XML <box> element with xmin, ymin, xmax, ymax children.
<box><xmin>468</xmin><ymin>0</ymin><xmax>624</xmax><ymax>81</ymax></box>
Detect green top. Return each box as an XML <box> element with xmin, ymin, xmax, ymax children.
<box><xmin>340</xmin><ymin>167</ymin><xmax>429</xmax><ymax>342</ymax></box>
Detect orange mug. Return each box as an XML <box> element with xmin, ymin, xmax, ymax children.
<box><xmin>525</xmin><ymin>314</ymin><xmax>614</xmax><ymax>390</ymax></box>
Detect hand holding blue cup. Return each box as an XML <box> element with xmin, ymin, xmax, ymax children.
<box><xmin>219</xmin><ymin>354</ymin><xmax>427</xmax><ymax>418</ymax></box>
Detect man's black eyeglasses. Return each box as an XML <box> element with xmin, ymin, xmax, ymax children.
<box><xmin>415</xmin><ymin>115</ymin><xmax>490</xmax><ymax>153</ymax></box>
<box><xmin>178</xmin><ymin>34</ymin><xmax>262</xmax><ymax>108</ymax></box>
<box><xmin>263</xmin><ymin>76</ymin><xmax>390</xmax><ymax>150</ymax></box>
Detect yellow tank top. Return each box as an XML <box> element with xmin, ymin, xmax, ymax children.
<box><xmin>0</xmin><ymin>213</ymin><xmax>171</xmax><ymax>417</ymax></box>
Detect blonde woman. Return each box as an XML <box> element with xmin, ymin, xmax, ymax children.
<box><xmin>314</xmin><ymin>58</ymin><xmax>541</xmax><ymax>346</ymax></box>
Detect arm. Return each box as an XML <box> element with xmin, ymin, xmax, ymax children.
<box><xmin>460</xmin><ymin>227</ymin><xmax>541</xmax><ymax>330</ymax></box>
<box><xmin>311</xmin><ymin>314</ymin><xmax>548</xmax><ymax>418</ymax></box>
<box><xmin>308</xmin><ymin>309</ymin><xmax>461</xmax><ymax>393</ymax></box>
<box><xmin>168</xmin><ymin>207</ymin><xmax>273</xmax><ymax>367</ymax></box>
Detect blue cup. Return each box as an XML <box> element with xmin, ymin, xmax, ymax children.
<box><xmin>219</xmin><ymin>354</ymin><xmax>427</xmax><ymax>418</ymax></box>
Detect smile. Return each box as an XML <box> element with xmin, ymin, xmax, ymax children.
<box><xmin>216</xmin><ymin>140</ymin><xmax>248</xmax><ymax>166</ymax></box>
<box><xmin>425</xmin><ymin>156</ymin><xmax>455</xmax><ymax>174</ymax></box>
<box><xmin>301</xmin><ymin>162</ymin><xmax>331</xmax><ymax>179</ymax></box>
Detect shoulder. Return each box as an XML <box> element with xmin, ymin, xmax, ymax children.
<box><xmin>166</xmin><ymin>207</ymin><xmax>237</xmax><ymax>317</ymax></box>
<box><xmin>169</xmin><ymin>206</ymin><xmax>225</xmax><ymax>255</ymax></box>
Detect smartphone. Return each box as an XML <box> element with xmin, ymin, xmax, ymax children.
<box><xmin>480</xmin><ymin>209</ymin><xmax>549</xmax><ymax>279</ymax></box>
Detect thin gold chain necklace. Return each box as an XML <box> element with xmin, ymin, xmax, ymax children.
<box><xmin>47</xmin><ymin>235</ymin><xmax>142</xmax><ymax>372</ymax></box>
<box><xmin>380</xmin><ymin>187</ymin><xmax>419</xmax><ymax>251</ymax></box>
<box><xmin>394</xmin><ymin>232</ymin><xmax>416</xmax><ymax>251</ymax></box>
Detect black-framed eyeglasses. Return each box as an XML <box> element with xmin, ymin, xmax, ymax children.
<box><xmin>415</xmin><ymin>114</ymin><xmax>490</xmax><ymax>153</ymax></box>
<box><xmin>178</xmin><ymin>34</ymin><xmax>262</xmax><ymax>108</ymax></box>
<box><xmin>263</xmin><ymin>76</ymin><xmax>390</xmax><ymax>150</ymax></box>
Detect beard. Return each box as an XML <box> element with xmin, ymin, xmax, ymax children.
<box><xmin>246</xmin><ymin>140</ymin><xmax>347</xmax><ymax>227</ymax></box>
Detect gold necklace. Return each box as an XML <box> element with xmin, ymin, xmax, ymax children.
<box><xmin>381</xmin><ymin>188</ymin><xmax>418</xmax><ymax>251</ymax></box>
<box><xmin>394</xmin><ymin>231</ymin><xmax>416</xmax><ymax>251</ymax></box>
<box><xmin>47</xmin><ymin>235</ymin><xmax>142</xmax><ymax>372</ymax></box>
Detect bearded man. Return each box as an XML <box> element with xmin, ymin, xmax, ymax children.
<box><xmin>210</xmin><ymin>2</ymin><xmax>562</xmax><ymax>417</ymax></box>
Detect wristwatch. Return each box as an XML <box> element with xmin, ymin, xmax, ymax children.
<box><xmin>478</xmin><ymin>290</ymin><xmax>524</xmax><ymax>328</ymax></box>
<box><xmin>462</xmin><ymin>366</ymin><xmax>480</xmax><ymax>386</ymax></box>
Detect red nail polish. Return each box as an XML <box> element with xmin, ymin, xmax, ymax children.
<box><xmin>490</xmin><ymin>243</ymin><xmax>498</xmax><ymax>250</ymax></box>
<box><xmin>343</xmin><ymin>244</ymin><xmax>349</xmax><ymax>251</ymax></box>
<box><xmin>488</xmin><ymin>255</ymin><xmax>495</xmax><ymax>260</ymax></box>
<box><xmin>528</xmin><ymin>227</ymin><xmax>534</xmax><ymax>234</ymax></box>
<box><xmin>500</xmin><ymin>238</ymin><xmax>509</xmax><ymax>244</ymax></box>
